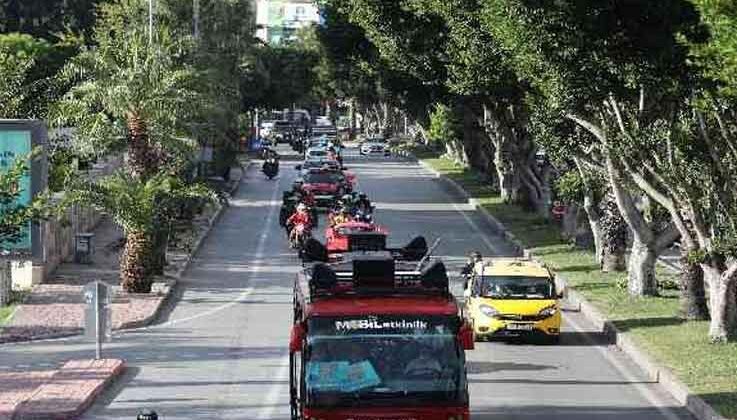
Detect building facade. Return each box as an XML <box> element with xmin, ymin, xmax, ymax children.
<box><xmin>255</xmin><ymin>0</ymin><xmax>320</xmax><ymax>45</ymax></box>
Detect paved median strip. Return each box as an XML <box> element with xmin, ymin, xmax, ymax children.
<box><xmin>2</xmin><ymin>359</ymin><xmax>124</xmax><ymax>420</ymax></box>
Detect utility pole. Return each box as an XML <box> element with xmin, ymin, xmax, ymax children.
<box><xmin>148</xmin><ymin>0</ymin><xmax>154</xmax><ymax>44</ymax></box>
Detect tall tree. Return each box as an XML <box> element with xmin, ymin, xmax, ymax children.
<box><xmin>482</xmin><ymin>0</ymin><xmax>699</xmax><ymax>296</ymax></box>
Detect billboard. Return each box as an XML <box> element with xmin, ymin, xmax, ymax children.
<box><xmin>0</xmin><ymin>130</ymin><xmax>32</xmax><ymax>250</ymax></box>
<box><xmin>0</xmin><ymin>120</ymin><xmax>47</xmax><ymax>258</ymax></box>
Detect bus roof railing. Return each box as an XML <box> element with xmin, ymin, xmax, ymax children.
<box><xmin>298</xmin><ymin>256</ymin><xmax>450</xmax><ymax>301</ymax></box>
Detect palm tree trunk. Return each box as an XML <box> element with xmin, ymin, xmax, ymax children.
<box><xmin>126</xmin><ymin>113</ymin><xmax>160</xmax><ymax>179</ymax></box>
<box><xmin>120</xmin><ymin>230</ymin><xmax>154</xmax><ymax>293</ymax></box>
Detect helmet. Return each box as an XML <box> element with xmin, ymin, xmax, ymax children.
<box><xmin>470</xmin><ymin>251</ymin><xmax>483</xmax><ymax>262</ymax></box>
<box><xmin>342</xmin><ymin>194</ymin><xmax>352</xmax><ymax>202</ymax></box>
<box><xmin>359</xmin><ymin>192</ymin><xmax>367</xmax><ymax>199</ymax></box>
<box><xmin>297</xmin><ymin>203</ymin><xmax>307</xmax><ymax>212</ymax></box>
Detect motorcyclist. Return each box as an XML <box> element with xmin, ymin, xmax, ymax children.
<box><xmin>262</xmin><ymin>149</ymin><xmax>279</xmax><ymax>177</ymax></box>
<box><xmin>355</xmin><ymin>192</ymin><xmax>372</xmax><ymax>214</ymax></box>
<box><xmin>330</xmin><ymin>206</ymin><xmax>353</xmax><ymax>227</ymax></box>
<box><xmin>461</xmin><ymin>251</ymin><xmax>483</xmax><ymax>276</ymax></box>
<box><xmin>286</xmin><ymin>203</ymin><xmax>313</xmax><ymax>244</ymax></box>
<box><xmin>340</xmin><ymin>193</ymin><xmax>355</xmax><ymax>212</ymax></box>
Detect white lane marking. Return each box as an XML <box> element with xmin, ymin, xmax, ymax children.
<box><xmin>256</xmin><ymin>358</ymin><xmax>290</xmax><ymax>419</ymax></box>
<box><xmin>137</xmin><ymin>175</ymin><xmax>282</xmax><ymax>330</ymax></box>
<box><xmin>564</xmin><ymin>312</ymin><xmax>684</xmax><ymax>420</ymax></box>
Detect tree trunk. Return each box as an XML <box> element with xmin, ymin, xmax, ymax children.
<box><xmin>679</xmin><ymin>250</ymin><xmax>709</xmax><ymax>320</ymax></box>
<box><xmin>628</xmin><ymin>237</ymin><xmax>658</xmax><ymax>296</ymax></box>
<box><xmin>494</xmin><ymin>143</ymin><xmax>520</xmax><ymax>203</ymax></box>
<box><xmin>349</xmin><ymin>99</ymin><xmax>356</xmax><ymax>133</ymax></box>
<box><xmin>149</xmin><ymin>225</ymin><xmax>170</xmax><ymax>276</ymax></box>
<box><xmin>582</xmin><ymin>195</ymin><xmax>603</xmax><ymax>259</ymax></box>
<box><xmin>120</xmin><ymin>230</ymin><xmax>154</xmax><ymax>294</ymax></box>
<box><xmin>0</xmin><ymin>259</ymin><xmax>11</xmax><ymax>306</ymax></box>
<box><xmin>599</xmin><ymin>193</ymin><xmax>627</xmax><ymax>272</ymax></box>
<box><xmin>728</xmin><ymin>279</ymin><xmax>737</xmax><ymax>334</ymax></box>
<box><xmin>705</xmin><ymin>266</ymin><xmax>729</xmax><ymax>342</ymax></box>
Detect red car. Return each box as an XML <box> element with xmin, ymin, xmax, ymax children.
<box><xmin>326</xmin><ymin>221</ymin><xmax>389</xmax><ymax>254</ymax></box>
<box><xmin>300</xmin><ymin>169</ymin><xmax>350</xmax><ymax>208</ymax></box>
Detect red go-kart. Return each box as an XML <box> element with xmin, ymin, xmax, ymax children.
<box><xmin>326</xmin><ymin>220</ymin><xmax>389</xmax><ymax>254</ymax></box>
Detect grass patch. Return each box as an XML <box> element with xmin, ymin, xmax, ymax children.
<box><xmin>0</xmin><ymin>304</ymin><xmax>16</xmax><ymax>326</ymax></box>
<box><xmin>423</xmin><ymin>155</ymin><xmax>737</xmax><ymax>419</ymax></box>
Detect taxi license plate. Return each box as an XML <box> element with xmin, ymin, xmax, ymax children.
<box><xmin>507</xmin><ymin>323</ymin><xmax>534</xmax><ymax>331</ymax></box>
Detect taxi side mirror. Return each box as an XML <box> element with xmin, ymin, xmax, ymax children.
<box><xmin>289</xmin><ymin>323</ymin><xmax>305</xmax><ymax>353</ymax></box>
<box><xmin>295</xmin><ymin>165</ymin><xmax>302</xmax><ymax>170</ymax></box>
<box><xmin>458</xmin><ymin>323</ymin><xmax>475</xmax><ymax>350</ymax></box>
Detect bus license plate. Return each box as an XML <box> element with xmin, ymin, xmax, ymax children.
<box><xmin>507</xmin><ymin>323</ymin><xmax>533</xmax><ymax>331</ymax></box>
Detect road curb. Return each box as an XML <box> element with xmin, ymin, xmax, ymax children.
<box><xmin>414</xmin><ymin>155</ymin><xmax>729</xmax><ymax>420</ymax></box>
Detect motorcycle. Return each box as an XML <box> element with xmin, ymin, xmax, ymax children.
<box><xmin>354</xmin><ymin>208</ymin><xmax>374</xmax><ymax>224</ymax></box>
<box><xmin>262</xmin><ymin>160</ymin><xmax>279</xmax><ymax>180</ymax></box>
<box><xmin>289</xmin><ymin>223</ymin><xmax>312</xmax><ymax>251</ymax></box>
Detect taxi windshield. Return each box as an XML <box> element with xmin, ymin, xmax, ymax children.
<box><xmin>478</xmin><ymin>275</ymin><xmax>554</xmax><ymax>299</ymax></box>
<box><xmin>304</xmin><ymin>172</ymin><xmax>341</xmax><ymax>184</ymax></box>
<box><xmin>304</xmin><ymin>315</ymin><xmax>467</xmax><ymax>408</ymax></box>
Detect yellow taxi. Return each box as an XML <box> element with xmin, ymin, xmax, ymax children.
<box><xmin>463</xmin><ymin>258</ymin><xmax>562</xmax><ymax>344</ymax></box>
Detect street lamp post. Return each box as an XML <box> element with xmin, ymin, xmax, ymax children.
<box><xmin>193</xmin><ymin>0</ymin><xmax>200</xmax><ymax>40</ymax></box>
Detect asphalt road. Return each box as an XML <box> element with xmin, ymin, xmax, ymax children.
<box><xmin>0</xmin><ymin>145</ymin><xmax>694</xmax><ymax>419</ymax></box>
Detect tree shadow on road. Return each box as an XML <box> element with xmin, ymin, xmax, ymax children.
<box><xmin>467</xmin><ymin>361</ymin><xmax>557</xmax><ymax>374</ymax></box>
<box><xmin>611</xmin><ymin>317</ymin><xmax>684</xmax><ymax>333</ymax></box>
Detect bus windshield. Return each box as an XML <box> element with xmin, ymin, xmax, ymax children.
<box><xmin>304</xmin><ymin>315</ymin><xmax>467</xmax><ymax>408</ymax></box>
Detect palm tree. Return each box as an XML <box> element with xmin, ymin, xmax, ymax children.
<box><xmin>51</xmin><ymin>0</ymin><xmax>200</xmax><ymax>180</ymax></box>
<box><xmin>68</xmin><ymin>171</ymin><xmax>214</xmax><ymax>293</ymax></box>
<box><xmin>50</xmin><ymin>0</ymin><xmax>207</xmax><ymax>287</ymax></box>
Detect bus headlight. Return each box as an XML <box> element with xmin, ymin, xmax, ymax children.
<box><xmin>479</xmin><ymin>304</ymin><xmax>499</xmax><ymax>318</ymax></box>
<box><xmin>539</xmin><ymin>305</ymin><xmax>557</xmax><ymax>317</ymax></box>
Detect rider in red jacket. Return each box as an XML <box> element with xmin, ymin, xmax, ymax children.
<box><xmin>287</xmin><ymin>204</ymin><xmax>313</xmax><ymax>244</ymax></box>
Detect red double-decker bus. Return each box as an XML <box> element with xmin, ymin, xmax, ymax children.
<box><xmin>289</xmin><ymin>254</ymin><xmax>474</xmax><ymax>420</ymax></box>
